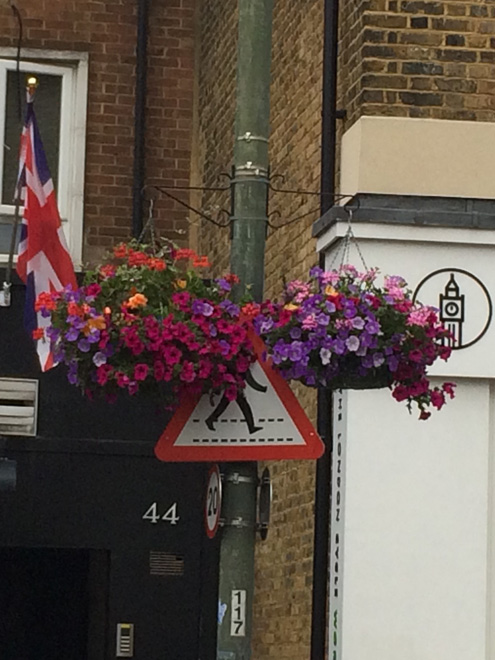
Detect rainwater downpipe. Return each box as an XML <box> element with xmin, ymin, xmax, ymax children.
<box><xmin>132</xmin><ymin>0</ymin><xmax>149</xmax><ymax>239</ymax></box>
<box><xmin>310</xmin><ymin>0</ymin><xmax>340</xmax><ymax>657</ymax></box>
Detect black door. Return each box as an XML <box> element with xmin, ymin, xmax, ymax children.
<box><xmin>0</xmin><ymin>548</ymin><xmax>93</xmax><ymax>660</ymax></box>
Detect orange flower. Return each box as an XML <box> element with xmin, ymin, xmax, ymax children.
<box><xmin>284</xmin><ymin>303</ymin><xmax>299</xmax><ymax>311</ymax></box>
<box><xmin>324</xmin><ymin>285</ymin><xmax>337</xmax><ymax>296</ymax></box>
<box><xmin>104</xmin><ymin>306</ymin><xmax>112</xmax><ymax>315</ymax></box>
<box><xmin>99</xmin><ymin>264</ymin><xmax>116</xmax><ymax>279</ymax></box>
<box><xmin>149</xmin><ymin>257</ymin><xmax>166</xmax><ymax>271</ymax></box>
<box><xmin>113</xmin><ymin>243</ymin><xmax>128</xmax><ymax>259</ymax></box>
<box><xmin>32</xmin><ymin>328</ymin><xmax>44</xmax><ymax>340</ymax></box>
<box><xmin>175</xmin><ymin>279</ymin><xmax>187</xmax><ymax>289</ymax></box>
<box><xmin>126</xmin><ymin>293</ymin><xmax>148</xmax><ymax>309</ymax></box>
<box><xmin>193</xmin><ymin>256</ymin><xmax>211</xmax><ymax>268</ymax></box>
<box><xmin>34</xmin><ymin>292</ymin><xmax>56</xmax><ymax>312</ymax></box>
<box><xmin>175</xmin><ymin>248</ymin><xmax>197</xmax><ymax>261</ymax></box>
<box><xmin>128</xmin><ymin>251</ymin><xmax>149</xmax><ymax>267</ymax></box>
<box><xmin>241</xmin><ymin>302</ymin><xmax>261</xmax><ymax>320</ymax></box>
<box><xmin>83</xmin><ymin>316</ymin><xmax>107</xmax><ymax>336</ymax></box>
<box><xmin>67</xmin><ymin>302</ymin><xmax>83</xmax><ymax>317</ymax></box>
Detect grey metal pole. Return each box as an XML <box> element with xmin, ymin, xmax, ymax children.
<box><xmin>216</xmin><ymin>1</ymin><xmax>273</xmax><ymax>659</ymax></box>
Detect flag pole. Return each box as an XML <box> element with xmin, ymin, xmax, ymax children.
<box><xmin>0</xmin><ymin>77</ymin><xmax>37</xmax><ymax>308</ymax></box>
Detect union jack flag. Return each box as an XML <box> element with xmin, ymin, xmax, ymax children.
<box><xmin>16</xmin><ymin>92</ymin><xmax>77</xmax><ymax>371</ymax></box>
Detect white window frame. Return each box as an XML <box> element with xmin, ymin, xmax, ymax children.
<box><xmin>0</xmin><ymin>49</ymin><xmax>88</xmax><ymax>270</ymax></box>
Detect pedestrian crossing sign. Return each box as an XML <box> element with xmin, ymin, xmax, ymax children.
<box><xmin>154</xmin><ymin>332</ymin><xmax>325</xmax><ymax>462</ymax></box>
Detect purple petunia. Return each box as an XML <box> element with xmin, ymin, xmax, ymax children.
<box><xmin>346</xmin><ymin>336</ymin><xmax>360</xmax><ymax>352</ymax></box>
<box><xmin>288</xmin><ymin>341</ymin><xmax>304</xmax><ymax>362</ymax></box>
<box><xmin>325</xmin><ymin>301</ymin><xmax>336</xmax><ymax>314</ymax></box>
<box><xmin>92</xmin><ymin>351</ymin><xmax>107</xmax><ymax>367</ymax></box>
<box><xmin>65</xmin><ymin>327</ymin><xmax>79</xmax><ymax>342</ymax></box>
<box><xmin>77</xmin><ymin>338</ymin><xmax>91</xmax><ymax>352</ymax></box>
<box><xmin>192</xmin><ymin>300</ymin><xmax>214</xmax><ymax>316</ymax></box>
<box><xmin>219</xmin><ymin>340</ymin><xmax>231</xmax><ymax>356</ymax></box>
<box><xmin>215</xmin><ymin>278</ymin><xmax>231</xmax><ymax>292</ymax></box>
<box><xmin>320</xmin><ymin>347</ymin><xmax>332</xmax><ymax>365</ymax></box>
<box><xmin>351</xmin><ymin>316</ymin><xmax>365</xmax><ymax>330</ymax></box>
<box><xmin>365</xmin><ymin>319</ymin><xmax>381</xmax><ymax>335</ymax></box>
<box><xmin>373</xmin><ymin>352</ymin><xmax>385</xmax><ymax>367</ymax></box>
<box><xmin>289</xmin><ymin>326</ymin><xmax>302</xmax><ymax>340</ymax></box>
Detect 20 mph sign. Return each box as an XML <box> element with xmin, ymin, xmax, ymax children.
<box><xmin>205</xmin><ymin>465</ymin><xmax>222</xmax><ymax>539</ymax></box>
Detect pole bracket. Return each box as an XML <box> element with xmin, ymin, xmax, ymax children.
<box><xmin>223</xmin><ymin>472</ymin><xmax>256</xmax><ymax>485</ymax></box>
<box><xmin>229</xmin><ymin>215</ymin><xmax>268</xmax><ymax>223</ymax></box>
<box><xmin>0</xmin><ymin>282</ymin><xmax>11</xmax><ymax>307</ymax></box>
<box><xmin>237</xmin><ymin>131</ymin><xmax>269</xmax><ymax>144</ymax></box>
<box><xmin>234</xmin><ymin>162</ymin><xmax>269</xmax><ymax>178</ymax></box>
<box><xmin>220</xmin><ymin>516</ymin><xmax>255</xmax><ymax>529</ymax></box>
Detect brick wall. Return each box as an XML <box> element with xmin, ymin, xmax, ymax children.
<box><xmin>339</xmin><ymin>0</ymin><xmax>495</xmax><ymax>126</ymax></box>
<box><xmin>0</xmin><ymin>0</ymin><xmax>195</xmax><ymax>263</ymax></box>
<box><xmin>193</xmin><ymin>0</ymin><xmax>238</xmax><ymax>274</ymax></box>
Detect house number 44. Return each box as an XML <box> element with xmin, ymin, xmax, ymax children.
<box><xmin>142</xmin><ymin>502</ymin><xmax>180</xmax><ymax>525</ymax></box>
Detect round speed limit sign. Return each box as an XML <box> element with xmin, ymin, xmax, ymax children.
<box><xmin>205</xmin><ymin>464</ymin><xmax>222</xmax><ymax>539</ymax></box>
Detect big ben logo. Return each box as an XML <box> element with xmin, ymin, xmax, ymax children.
<box><xmin>414</xmin><ymin>267</ymin><xmax>492</xmax><ymax>352</ymax></box>
<box><xmin>439</xmin><ymin>273</ymin><xmax>465</xmax><ymax>348</ymax></box>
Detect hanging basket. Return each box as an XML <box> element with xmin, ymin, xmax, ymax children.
<box><xmin>253</xmin><ymin>264</ymin><xmax>456</xmax><ymax>419</ymax></box>
<box><xmin>326</xmin><ymin>367</ymin><xmax>393</xmax><ymax>391</ymax></box>
<box><xmin>34</xmin><ymin>241</ymin><xmax>256</xmax><ymax>405</ymax></box>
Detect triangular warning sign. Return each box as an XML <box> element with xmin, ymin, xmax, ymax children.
<box><xmin>154</xmin><ymin>332</ymin><xmax>325</xmax><ymax>462</ymax></box>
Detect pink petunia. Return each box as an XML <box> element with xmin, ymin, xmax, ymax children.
<box><xmin>134</xmin><ymin>363</ymin><xmax>149</xmax><ymax>381</ymax></box>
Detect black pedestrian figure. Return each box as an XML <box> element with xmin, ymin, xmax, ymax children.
<box><xmin>205</xmin><ymin>369</ymin><xmax>267</xmax><ymax>434</ymax></box>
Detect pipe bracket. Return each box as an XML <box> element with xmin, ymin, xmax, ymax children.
<box><xmin>234</xmin><ymin>162</ymin><xmax>269</xmax><ymax>178</ymax></box>
<box><xmin>223</xmin><ymin>472</ymin><xmax>256</xmax><ymax>485</ymax></box>
<box><xmin>237</xmin><ymin>131</ymin><xmax>269</xmax><ymax>144</ymax></box>
<box><xmin>220</xmin><ymin>516</ymin><xmax>255</xmax><ymax>529</ymax></box>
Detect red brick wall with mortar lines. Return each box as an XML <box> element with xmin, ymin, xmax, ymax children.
<box><xmin>0</xmin><ymin>0</ymin><xmax>196</xmax><ymax>263</ymax></box>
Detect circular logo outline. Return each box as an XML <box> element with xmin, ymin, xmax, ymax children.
<box><xmin>413</xmin><ymin>267</ymin><xmax>493</xmax><ymax>350</ymax></box>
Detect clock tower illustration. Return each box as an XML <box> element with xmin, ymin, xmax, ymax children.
<box><xmin>439</xmin><ymin>273</ymin><xmax>465</xmax><ymax>348</ymax></box>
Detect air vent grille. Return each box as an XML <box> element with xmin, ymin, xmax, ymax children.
<box><xmin>149</xmin><ymin>551</ymin><xmax>184</xmax><ymax>577</ymax></box>
<box><xmin>0</xmin><ymin>378</ymin><xmax>38</xmax><ymax>436</ymax></box>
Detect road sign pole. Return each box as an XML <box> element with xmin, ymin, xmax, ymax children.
<box><xmin>217</xmin><ymin>1</ymin><xmax>274</xmax><ymax>658</ymax></box>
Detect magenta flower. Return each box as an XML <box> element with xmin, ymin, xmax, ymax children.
<box><xmin>134</xmin><ymin>363</ymin><xmax>149</xmax><ymax>381</ymax></box>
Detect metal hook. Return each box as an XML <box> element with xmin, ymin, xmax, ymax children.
<box><xmin>148</xmin><ymin>197</ymin><xmax>154</xmax><ymax>225</ymax></box>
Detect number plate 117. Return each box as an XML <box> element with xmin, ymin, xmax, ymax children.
<box><xmin>230</xmin><ymin>589</ymin><xmax>246</xmax><ymax>637</ymax></box>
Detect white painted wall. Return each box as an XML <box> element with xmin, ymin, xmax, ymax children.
<box><xmin>321</xmin><ymin>222</ymin><xmax>495</xmax><ymax>660</ymax></box>
<box><xmin>334</xmin><ymin>382</ymin><xmax>489</xmax><ymax>660</ymax></box>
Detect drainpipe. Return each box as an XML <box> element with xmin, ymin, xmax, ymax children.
<box><xmin>310</xmin><ymin>0</ymin><xmax>340</xmax><ymax>658</ymax></box>
<box><xmin>132</xmin><ymin>0</ymin><xmax>149</xmax><ymax>239</ymax></box>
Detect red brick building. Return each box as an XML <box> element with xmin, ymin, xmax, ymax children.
<box><xmin>0</xmin><ymin>0</ymin><xmax>196</xmax><ymax>268</ymax></box>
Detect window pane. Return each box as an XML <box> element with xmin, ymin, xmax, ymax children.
<box><xmin>2</xmin><ymin>71</ymin><xmax>62</xmax><ymax>205</ymax></box>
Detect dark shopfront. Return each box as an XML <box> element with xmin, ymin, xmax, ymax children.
<box><xmin>0</xmin><ymin>276</ymin><xmax>219</xmax><ymax>660</ymax></box>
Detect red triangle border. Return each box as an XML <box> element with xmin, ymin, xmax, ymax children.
<box><xmin>154</xmin><ymin>330</ymin><xmax>325</xmax><ymax>462</ymax></box>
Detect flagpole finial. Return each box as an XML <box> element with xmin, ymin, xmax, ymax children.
<box><xmin>26</xmin><ymin>76</ymin><xmax>38</xmax><ymax>102</ymax></box>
